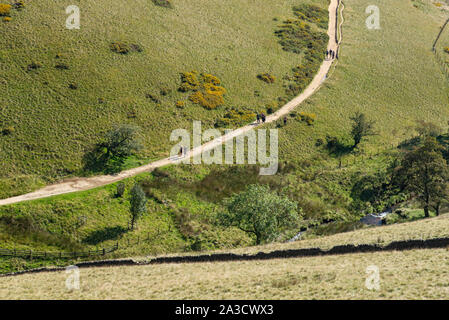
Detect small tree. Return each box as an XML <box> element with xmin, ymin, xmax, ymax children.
<box><xmin>116</xmin><ymin>182</ymin><xmax>126</xmax><ymax>198</ymax></box>
<box><xmin>99</xmin><ymin>124</ymin><xmax>142</xmax><ymax>162</ymax></box>
<box><xmin>129</xmin><ymin>183</ymin><xmax>147</xmax><ymax>230</ymax></box>
<box><xmin>217</xmin><ymin>184</ymin><xmax>301</xmax><ymax>245</ymax></box>
<box><xmin>399</xmin><ymin>136</ymin><xmax>449</xmax><ymax>217</ymax></box>
<box><xmin>350</xmin><ymin>112</ymin><xmax>376</xmax><ymax>148</ymax></box>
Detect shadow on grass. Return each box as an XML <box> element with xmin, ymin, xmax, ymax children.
<box><xmin>325</xmin><ymin>135</ymin><xmax>354</xmax><ymax>157</ymax></box>
<box><xmin>82</xmin><ymin>226</ymin><xmax>128</xmax><ymax>245</ymax></box>
<box><xmin>82</xmin><ymin>146</ymin><xmax>125</xmax><ymax>175</ymax></box>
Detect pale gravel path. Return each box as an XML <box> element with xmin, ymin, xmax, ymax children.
<box><xmin>0</xmin><ymin>0</ymin><xmax>341</xmax><ymax>206</ymax></box>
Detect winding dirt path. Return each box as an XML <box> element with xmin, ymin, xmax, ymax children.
<box><xmin>0</xmin><ymin>0</ymin><xmax>342</xmax><ymax>206</ymax></box>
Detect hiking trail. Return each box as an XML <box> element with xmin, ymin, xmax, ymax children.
<box><xmin>0</xmin><ymin>0</ymin><xmax>342</xmax><ymax>206</ymax></box>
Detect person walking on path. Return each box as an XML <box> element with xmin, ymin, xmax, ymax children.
<box><xmin>261</xmin><ymin>113</ymin><xmax>266</xmax><ymax>123</ymax></box>
<box><xmin>325</xmin><ymin>50</ymin><xmax>329</xmax><ymax>60</ymax></box>
<box><xmin>332</xmin><ymin>51</ymin><xmax>335</xmax><ymax>59</ymax></box>
<box><xmin>256</xmin><ymin>113</ymin><xmax>260</xmax><ymax>124</ymax></box>
<box><xmin>283</xmin><ymin>116</ymin><xmax>287</xmax><ymax>126</ymax></box>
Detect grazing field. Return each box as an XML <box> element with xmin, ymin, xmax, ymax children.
<box><xmin>2</xmin><ymin>247</ymin><xmax>449</xmax><ymax>299</ymax></box>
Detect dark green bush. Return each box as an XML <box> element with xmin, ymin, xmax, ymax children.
<box><xmin>116</xmin><ymin>182</ymin><xmax>126</xmax><ymax>198</ymax></box>
<box><xmin>26</xmin><ymin>61</ymin><xmax>41</xmax><ymax>72</ymax></box>
<box><xmin>110</xmin><ymin>42</ymin><xmax>130</xmax><ymax>54</ymax></box>
<box><xmin>152</xmin><ymin>0</ymin><xmax>173</xmax><ymax>9</ymax></box>
<box><xmin>55</xmin><ymin>62</ymin><xmax>69</xmax><ymax>70</ymax></box>
<box><xmin>1</xmin><ymin>126</ymin><xmax>14</xmax><ymax>136</ymax></box>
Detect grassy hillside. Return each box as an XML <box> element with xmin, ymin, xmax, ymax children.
<box><xmin>277</xmin><ymin>0</ymin><xmax>449</xmax><ymax>158</ymax></box>
<box><xmin>2</xmin><ymin>214</ymin><xmax>449</xmax><ymax>299</ymax></box>
<box><xmin>0</xmin><ymin>0</ymin><xmax>328</xmax><ymax>198</ymax></box>
<box><xmin>1</xmin><ymin>0</ymin><xmax>448</xmax><ymax>275</ymax></box>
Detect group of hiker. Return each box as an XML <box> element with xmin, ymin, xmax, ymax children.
<box><xmin>325</xmin><ymin>49</ymin><xmax>338</xmax><ymax>60</ymax></box>
<box><xmin>256</xmin><ymin>113</ymin><xmax>266</xmax><ymax>124</ymax></box>
<box><xmin>256</xmin><ymin>113</ymin><xmax>288</xmax><ymax>126</ymax></box>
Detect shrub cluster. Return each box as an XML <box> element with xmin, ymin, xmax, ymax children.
<box><xmin>215</xmin><ymin>108</ymin><xmax>256</xmax><ymax>128</ymax></box>
<box><xmin>257</xmin><ymin>73</ymin><xmax>276</xmax><ymax>84</ymax></box>
<box><xmin>444</xmin><ymin>47</ymin><xmax>449</xmax><ymax>54</ymax></box>
<box><xmin>26</xmin><ymin>61</ymin><xmax>42</xmax><ymax>72</ymax></box>
<box><xmin>110</xmin><ymin>42</ymin><xmax>130</xmax><ymax>54</ymax></box>
<box><xmin>1</xmin><ymin>126</ymin><xmax>14</xmax><ymax>136</ymax></box>
<box><xmin>152</xmin><ymin>0</ymin><xmax>173</xmax><ymax>9</ymax></box>
<box><xmin>179</xmin><ymin>71</ymin><xmax>226</xmax><ymax>110</ymax></box>
<box><xmin>13</xmin><ymin>1</ymin><xmax>25</xmax><ymax>10</ymax></box>
<box><xmin>299</xmin><ymin>111</ymin><xmax>316</xmax><ymax>125</ymax></box>
<box><xmin>292</xmin><ymin>4</ymin><xmax>329</xmax><ymax>29</ymax></box>
<box><xmin>146</xmin><ymin>93</ymin><xmax>160</xmax><ymax>103</ymax></box>
<box><xmin>110</xmin><ymin>42</ymin><xmax>143</xmax><ymax>54</ymax></box>
<box><xmin>55</xmin><ymin>62</ymin><xmax>69</xmax><ymax>70</ymax></box>
<box><xmin>275</xmin><ymin>6</ymin><xmax>329</xmax><ymax>99</ymax></box>
<box><xmin>0</xmin><ymin>4</ymin><xmax>11</xmax><ymax>16</ymax></box>
<box><xmin>176</xmin><ymin>101</ymin><xmax>185</xmax><ymax>108</ymax></box>
<box><xmin>275</xmin><ymin>19</ymin><xmax>327</xmax><ymax>55</ymax></box>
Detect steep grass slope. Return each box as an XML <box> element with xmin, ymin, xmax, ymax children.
<box><xmin>0</xmin><ymin>0</ymin><xmax>327</xmax><ymax>198</ymax></box>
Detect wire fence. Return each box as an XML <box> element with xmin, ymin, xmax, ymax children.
<box><xmin>0</xmin><ymin>243</ymin><xmax>118</xmax><ymax>260</ymax></box>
